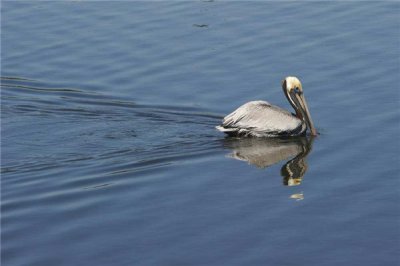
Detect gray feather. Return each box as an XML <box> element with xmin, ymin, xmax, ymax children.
<box><xmin>217</xmin><ymin>101</ymin><xmax>305</xmax><ymax>137</ymax></box>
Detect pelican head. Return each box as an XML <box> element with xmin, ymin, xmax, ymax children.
<box><xmin>282</xmin><ymin>76</ymin><xmax>317</xmax><ymax>136</ymax></box>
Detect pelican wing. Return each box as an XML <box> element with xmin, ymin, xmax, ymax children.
<box><xmin>217</xmin><ymin>101</ymin><xmax>304</xmax><ymax>137</ymax></box>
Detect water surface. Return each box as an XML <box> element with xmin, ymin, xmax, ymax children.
<box><xmin>2</xmin><ymin>2</ymin><xmax>399</xmax><ymax>266</ymax></box>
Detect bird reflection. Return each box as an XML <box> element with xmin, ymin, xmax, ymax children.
<box><xmin>223</xmin><ymin>136</ymin><xmax>314</xmax><ymax>187</ymax></box>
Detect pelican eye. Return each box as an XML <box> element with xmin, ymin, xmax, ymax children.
<box><xmin>294</xmin><ymin>87</ymin><xmax>301</xmax><ymax>94</ymax></box>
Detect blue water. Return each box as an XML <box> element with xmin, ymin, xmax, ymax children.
<box><xmin>2</xmin><ymin>2</ymin><xmax>400</xmax><ymax>266</ymax></box>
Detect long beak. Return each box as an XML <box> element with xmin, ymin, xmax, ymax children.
<box><xmin>293</xmin><ymin>93</ymin><xmax>318</xmax><ymax>136</ymax></box>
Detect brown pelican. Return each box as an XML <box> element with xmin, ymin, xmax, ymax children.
<box><xmin>216</xmin><ymin>76</ymin><xmax>317</xmax><ymax>137</ymax></box>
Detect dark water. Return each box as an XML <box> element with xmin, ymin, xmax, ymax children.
<box><xmin>2</xmin><ymin>2</ymin><xmax>400</xmax><ymax>266</ymax></box>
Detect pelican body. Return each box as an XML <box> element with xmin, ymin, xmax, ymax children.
<box><xmin>216</xmin><ymin>77</ymin><xmax>317</xmax><ymax>137</ymax></box>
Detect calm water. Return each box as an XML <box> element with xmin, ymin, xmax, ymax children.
<box><xmin>2</xmin><ymin>2</ymin><xmax>399</xmax><ymax>266</ymax></box>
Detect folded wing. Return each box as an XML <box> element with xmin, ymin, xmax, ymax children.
<box><xmin>217</xmin><ymin>101</ymin><xmax>305</xmax><ymax>137</ymax></box>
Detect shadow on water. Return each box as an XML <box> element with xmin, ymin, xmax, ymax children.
<box><xmin>223</xmin><ymin>136</ymin><xmax>314</xmax><ymax>188</ymax></box>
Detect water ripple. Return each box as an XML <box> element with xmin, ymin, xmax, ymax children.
<box><xmin>2</xmin><ymin>2</ymin><xmax>399</xmax><ymax>266</ymax></box>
